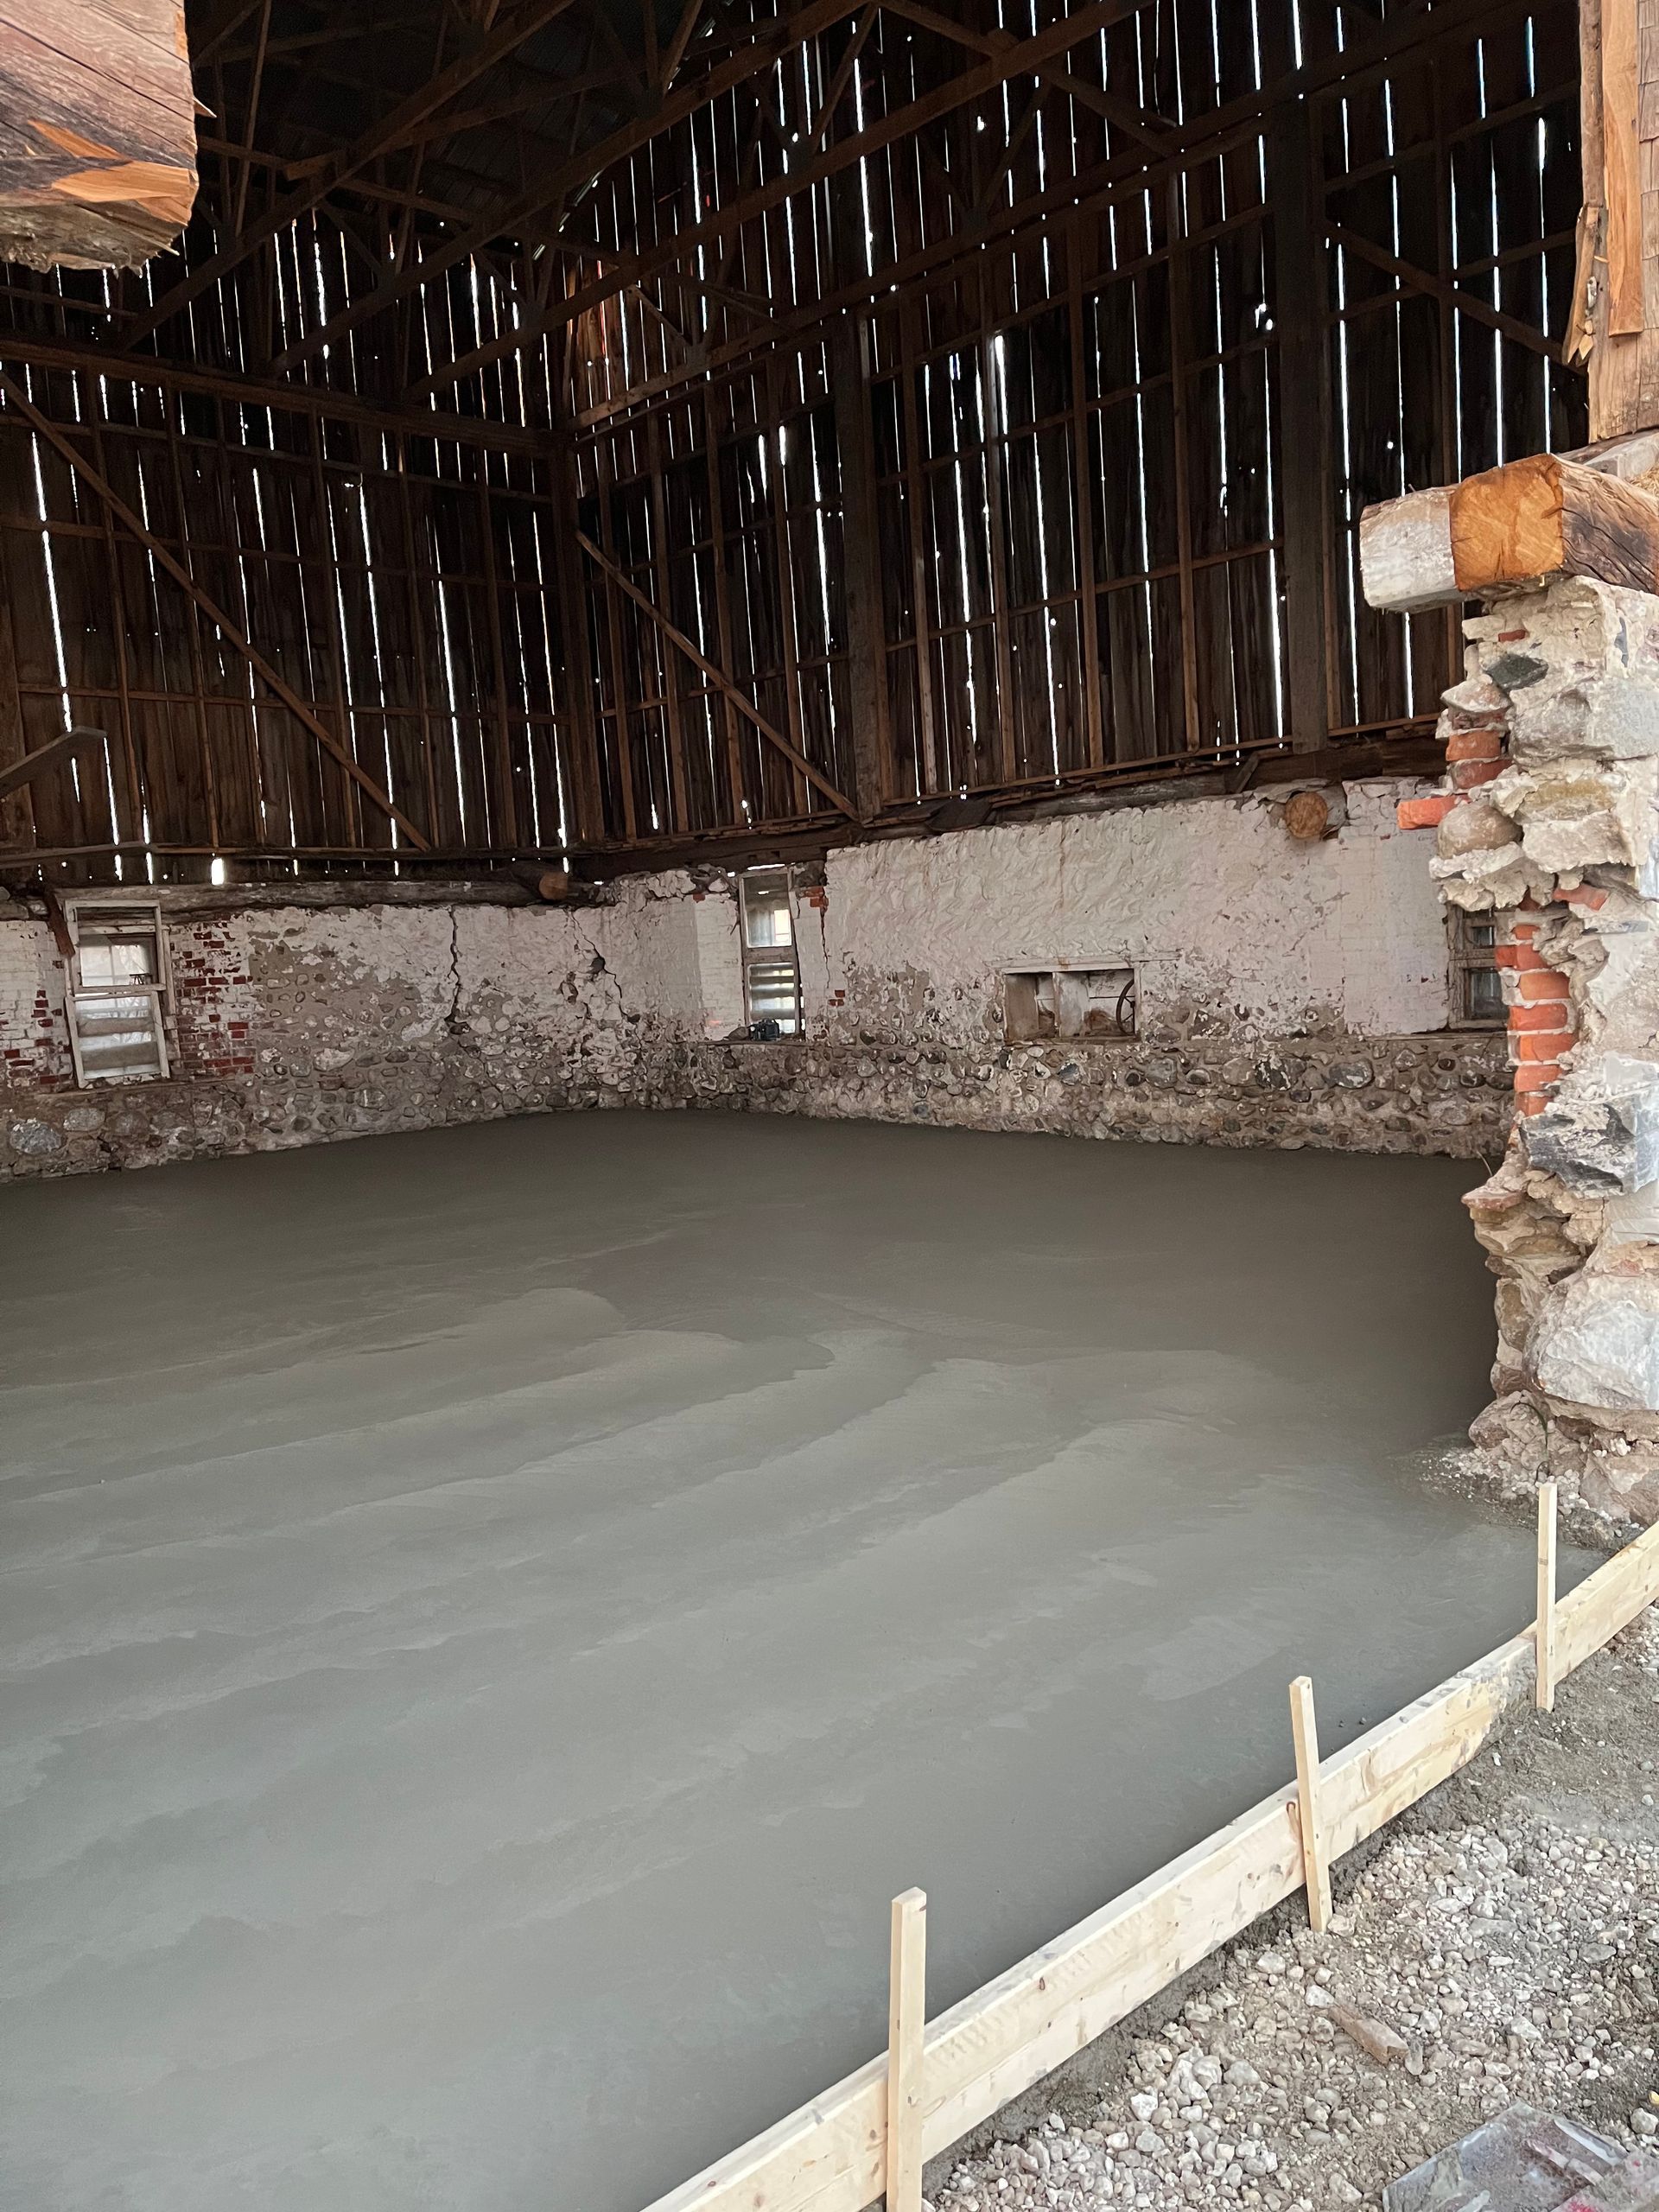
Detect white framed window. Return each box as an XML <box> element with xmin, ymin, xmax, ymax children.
<box><xmin>1004</xmin><ymin>964</ymin><xmax>1137</xmax><ymax>1043</ymax></box>
<box><xmin>739</xmin><ymin>868</ymin><xmax>802</xmax><ymax>1036</ymax></box>
<box><xmin>64</xmin><ymin>901</ymin><xmax>170</xmax><ymax>1084</ymax></box>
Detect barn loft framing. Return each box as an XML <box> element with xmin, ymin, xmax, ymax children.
<box><xmin>0</xmin><ymin>1</ymin><xmax>1597</xmax><ymax>884</ymax></box>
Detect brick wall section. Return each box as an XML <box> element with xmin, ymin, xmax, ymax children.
<box><xmin>168</xmin><ymin>921</ymin><xmax>257</xmax><ymax>1078</ymax></box>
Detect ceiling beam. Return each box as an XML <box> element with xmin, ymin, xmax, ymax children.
<box><xmin>265</xmin><ymin>0</ymin><xmax>868</xmax><ymax>375</ymax></box>
<box><xmin>416</xmin><ymin>0</ymin><xmax>1159</xmax><ymax>398</ymax></box>
<box><xmin>877</xmin><ymin>0</ymin><xmax>1173</xmax><ymax>150</ymax></box>
<box><xmin>117</xmin><ymin>0</ymin><xmax>582</xmax><ymax>352</ymax></box>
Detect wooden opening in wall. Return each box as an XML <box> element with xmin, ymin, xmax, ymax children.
<box><xmin>1004</xmin><ymin>966</ymin><xmax>1138</xmax><ymax>1045</ymax></box>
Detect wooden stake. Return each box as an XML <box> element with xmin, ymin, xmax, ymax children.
<box><xmin>1537</xmin><ymin>1480</ymin><xmax>1559</xmax><ymax>1713</ymax></box>
<box><xmin>1289</xmin><ymin>1677</ymin><xmax>1332</xmax><ymax>1934</ymax></box>
<box><xmin>887</xmin><ymin>1890</ymin><xmax>927</xmax><ymax>2212</ymax></box>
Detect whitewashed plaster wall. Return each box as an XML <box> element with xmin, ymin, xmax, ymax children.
<box><xmin>805</xmin><ymin>782</ymin><xmax>1453</xmax><ymax>1043</ymax></box>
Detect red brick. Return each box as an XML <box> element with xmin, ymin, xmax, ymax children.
<box><xmin>1452</xmin><ymin>757</ymin><xmax>1505</xmax><ymax>791</ymax></box>
<box><xmin>1445</xmin><ymin>728</ymin><xmax>1505</xmax><ymax>763</ymax></box>
<box><xmin>1396</xmin><ymin>794</ymin><xmax>1455</xmax><ymax>830</ymax></box>
<box><xmin>1509</xmin><ymin>999</ymin><xmax>1574</xmax><ymax>1033</ymax></box>
<box><xmin>1557</xmin><ymin>885</ymin><xmax>1609</xmax><ymax>911</ymax></box>
<box><xmin>1516</xmin><ymin>969</ymin><xmax>1570</xmax><ymax>1002</ymax></box>
<box><xmin>1495</xmin><ymin>941</ymin><xmax>1546</xmax><ymax>970</ymax></box>
<box><xmin>1516</xmin><ymin>1092</ymin><xmax>1548</xmax><ymax>1116</ymax></box>
<box><xmin>1514</xmin><ymin>1063</ymin><xmax>1561</xmax><ymax>1092</ymax></box>
<box><xmin>1512</xmin><ymin>1031</ymin><xmax>1573</xmax><ymax>1063</ymax></box>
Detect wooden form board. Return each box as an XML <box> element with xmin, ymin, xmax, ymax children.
<box><xmin>0</xmin><ymin>3</ymin><xmax>196</xmax><ymax>270</ymax></box>
<box><xmin>642</xmin><ymin>1516</ymin><xmax>1659</xmax><ymax>2212</ymax></box>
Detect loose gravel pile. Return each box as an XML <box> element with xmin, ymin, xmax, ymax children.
<box><xmin>931</xmin><ymin>1614</ymin><xmax>1659</xmax><ymax>2212</ymax></box>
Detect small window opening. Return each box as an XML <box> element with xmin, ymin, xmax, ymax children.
<box><xmin>65</xmin><ymin>901</ymin><xmax>170</xmax><ymax>1083</ymax></box>
<box><xmin>1452</xmin><ymin>912</ymin><xmax>1504</xmax><ymax>1027</ymax></box>
<box><xmin>1004</xmin><ymin>965</ymin><xmax>1137</xmax><ymax>1043</ymax></box>
<box><xmin>739</xmin><ymin>868</ymin><xmax>802</xmax><ymax>1037</ymax></box>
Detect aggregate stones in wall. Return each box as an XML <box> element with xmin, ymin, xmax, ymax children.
<box><xmin>1395</xmin><ymin>577</ymin><xmax>1659</xmax><ymax>1524</ymax></box>
<box><xmin>0</xmin><ymin>778</ymin><xmax>1509</xmax><ymax>1185</ymax></box>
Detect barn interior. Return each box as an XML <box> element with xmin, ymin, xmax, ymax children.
<box><xmin>3</xmin><ymin>3</ymin><xmax>1657</xmax><ymax>2210</ymax></box>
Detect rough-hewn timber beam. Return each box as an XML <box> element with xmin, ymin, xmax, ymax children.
<box><xmin>1360</xmin><ymin>449</ymin><xmax>1659</xmax><ymax>613</ymax></box>
<box><xmin>0</xmin><ymin>372</ymin><xmax>432</xmax><ymax>852</ymax></box>
<box><xmin>0</xmin><ymin>1</ymin><xmax>197</xmax><ymax>270</ymax></box>
<box><xmin>118</xmin><ymin>0</ymin><xmax>581</xmax><ymax>352</ymax></box>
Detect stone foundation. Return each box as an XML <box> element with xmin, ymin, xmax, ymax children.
<box><xmin>3</xmin><ymin>777</ymin><xmax>1505</xmax><ymax>1182</ymax></box>
<box><xmin>1398</xmin><ymin>577</ymin><xmax>1659</xmax><ymax>1523</ymax></box>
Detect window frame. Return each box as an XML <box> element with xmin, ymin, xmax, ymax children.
<box><xmin>63</xmin><ymin>898</ymin><xmax>172</xmax><ymax>1086</ymax></box>
<box><xmin>1449</xmin><ymin>910</ymin><xmax>1504</xmax><ymax>1029</ymax></box>
<box><xmin>738</xmin><ymin>868</ymin><xmax>804</xmax><ymax>1037</ymax></box>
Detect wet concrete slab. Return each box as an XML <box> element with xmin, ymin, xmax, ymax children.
<box><xmin>0</xmin><ymin>1112</ymin><xmax>1584</xmax><ymax>2212</ymax></box>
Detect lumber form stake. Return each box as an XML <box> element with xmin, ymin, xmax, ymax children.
<box><xmin>887</xmin><ymin>1891</ymin><xmax>926</xmax><ymax>2212</ymax></box>
<box><xmin>1537</xmin><ymin>1481</ymin><xmax>1559</xmax><ymax>1713</ymax></box>
<box><xmin>1289</xmin><ymin>1675</ymin><xmax>1332</xmax><ymax>1934</ymax></box>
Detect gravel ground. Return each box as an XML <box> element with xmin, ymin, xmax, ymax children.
<box><xmin>930</xmin><ymin>1609</ymin><xmax>1659</xmax><ymax>2212</ymax></box>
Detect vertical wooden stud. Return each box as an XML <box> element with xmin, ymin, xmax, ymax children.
<box><xmin>887</xmin><ymin>1888</ymin><xmax>927</xmax><ymax>2212</ymax></box>
<box><xmin>1289</xmin><ymin>1675</ymin><xmax>1332</xmax><ymax>1934</ymax></box>
<box><xmin>1537</xmin><ymin>1478</ymin><xmax>1559</xmax><ymax>1713</ymax></box>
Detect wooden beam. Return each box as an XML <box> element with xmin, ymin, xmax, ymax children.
<box><xmin>0</xmin><ymin>372</ymin><xmax>431</xmax><ymax>852</ymax></box>
<box><xmin>1578</xmin><ymin>0</ymin><xmax>1659</xmax><ymax>434</ymax></box>
<box><xmin>0</xmin><ymin>1</ymin><xmax>197</xmax><ymax>270</ymax></box>
<box><xmin>116</xmin><ymin>0</ymin><xmax>582</xmax><ymax>351</ymax></box>
<box><xmin>574</xmin><ymin>528</ymin><xmax>861</xmax><ymax>822</ymax></box>
<box><xmin>1361</xmin><ymin>451</ymin><xmax>1659</xmax><ymax>611</ymax></box>
<box><xmin>0</xmin><ymin>723</ymin><xmax>107</xmax><ymax>804</ymax></box>
<box><xmin>1326</xmin><ymin>219</ymin><xmax>1563</xmax><ymax>363</ymax></box>
<box><xmin>267</xmin><ymin>0</ymin><xmax>868</xmax><ymax>378</ymax></box>
<box><xmin>365</xmin><ymin>0</ymin><xmax>1161</xmax><ymax>400</ymax></box>
<box><xmin>0</xmin><ymin>332</ymin><xmax>543</xmax><ymax>454</ymax></box>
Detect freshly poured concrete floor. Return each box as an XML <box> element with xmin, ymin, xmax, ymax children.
<box><xmin>1</xmin><ymin>1113</ymin><xmax>1572</xmax><ymax>2211</ymax></box>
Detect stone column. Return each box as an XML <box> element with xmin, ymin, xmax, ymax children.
<box><xmin>1400</xmin><ymin>576</ymin><xmax>1659</xmax><ymax>1522</ymax></box>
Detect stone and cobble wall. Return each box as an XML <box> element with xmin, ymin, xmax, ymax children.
<box><xmin>1</xmin><ymin>777</ymin><xmax>1507</xmax><ymax>1182</ymax></box>
<box><xmin>1394</xmin><ymin>577</ymin><xmax>1659</xmax><ymax>1523</ymax></box>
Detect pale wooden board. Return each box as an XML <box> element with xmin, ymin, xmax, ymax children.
<box><xmin>1555</xmin><ymin>1515</ymin><xmax>1659</xmax><ymax>1678</ymax></box>
<box><xmin>641</xmin><ymin>1527</ymin><xmax>1659</xmax><ymax>2212</ymax></box>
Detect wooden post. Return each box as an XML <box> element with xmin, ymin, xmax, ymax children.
<box><xmin>1270</xmin><ymin>99</ymin><xmax>1332</xmax><ymax>750</ymax></box>
<box><xmin>887</xmin><ymin>1889</ymin><xmax>927</xmax><ymax>2212</ymax></box>
<box><xmin>1576</xmin><ymin>0</ymin><xmax>1659</xmax><ymax>436</ymax></box>
<box><xmin>830</xmin><ymin>315</ymin><xmax>893</xmax><ymax>818</ymax></box>
<box><xmin>1289</xmin><ymin>1676</ymin><xmax>1332</xmax><ymax>1934</ymax></box>
<box><xmin>1537</xmin><ymin>1479</ymin><xmax>1560</xmax><ymax>1713</ymax></box>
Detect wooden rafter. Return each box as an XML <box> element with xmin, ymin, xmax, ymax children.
<box><xmin>265</xmin><ymin>0</ymin><xmax>868</xmax><ymax>376</ymax></box>
<box><xmin>416</xmin><ymin>0</ymin><xmax>1159</xmax><ymax>398</ymax></box>
<box><xmin>0</xmin><ymin>372</ymin><xmax>432</xmax><ymax>851</ymax></box>
<box><xmin>118</xmin><ymin>0</ymin><xmax>584</xmax><ymax>351</ymax></box>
